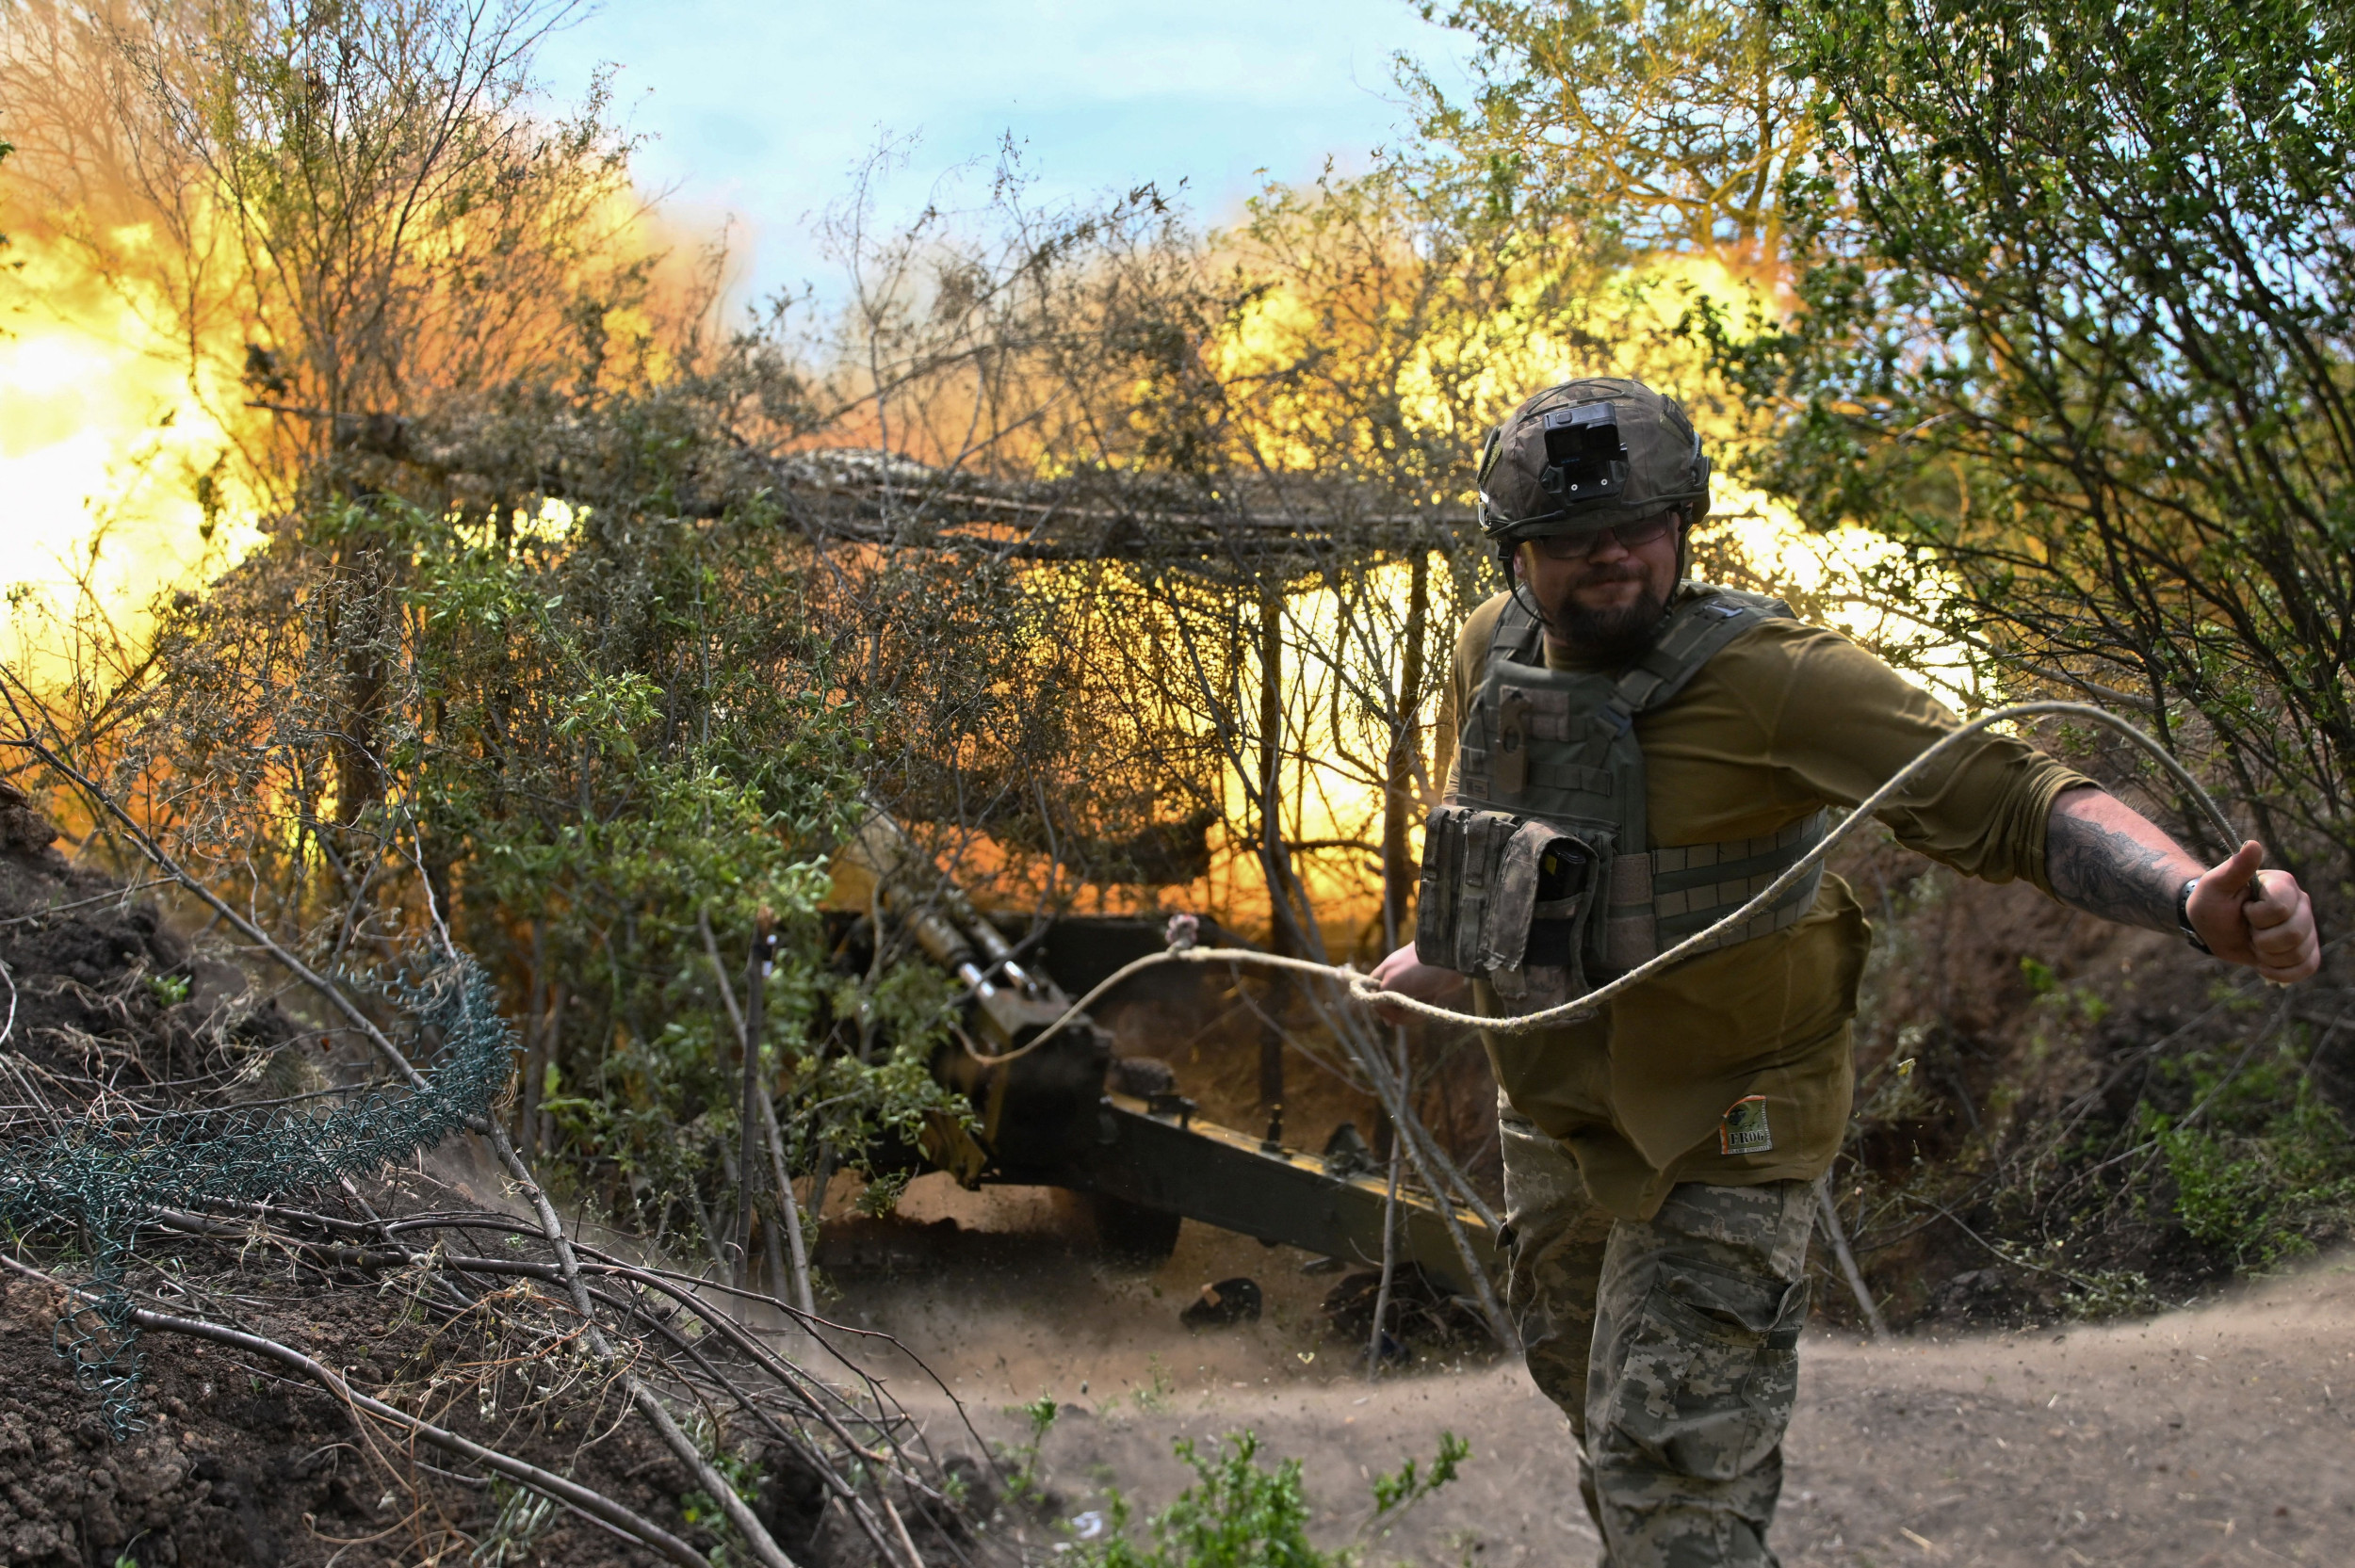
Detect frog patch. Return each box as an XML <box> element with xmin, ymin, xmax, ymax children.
<box><xmin>1719</xmin><ymin>1093</ymin><xmax>1773</xmax><ymax>1156</ymax></box>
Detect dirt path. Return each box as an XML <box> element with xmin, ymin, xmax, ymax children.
<box><xmin>826</xmin><ymin>1178</ymin><xmax>2355</xmax><ymax>1565</ymax></box>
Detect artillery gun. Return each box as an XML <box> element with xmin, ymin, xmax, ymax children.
<box><xmin>828</xmin><ymin>810</ymin><xmax>1496</xmax><ymax>1294</ymax></box>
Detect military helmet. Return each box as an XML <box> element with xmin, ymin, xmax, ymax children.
<box><xmin>1476</xmin><ymin>377</ymin><xmax>1712</xmax><ymax>543</ymax></box>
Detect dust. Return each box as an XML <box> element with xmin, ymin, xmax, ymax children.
<box><xmin>828</xmin><ymin>1184</ymin><xmax>2355</xmax><ymax>1566</ymax></box>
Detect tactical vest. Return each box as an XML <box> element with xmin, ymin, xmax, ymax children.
<box><xmin>1416</xmin><ymin>584</ymin><xmax>1828</xmax><ymax>1013</ymax></box>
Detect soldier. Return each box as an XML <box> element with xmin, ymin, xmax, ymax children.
<box><xmin>1370</xmin><ymin>377</ymin><xmax>2320</xmax><ymax>1567</ymax></box>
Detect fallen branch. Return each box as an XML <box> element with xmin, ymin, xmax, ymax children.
<box><xmin>138</xmin><ymin>1306</ymin><xmax>712</xmax><ymax>1568</ymax></box>
<box><xmin>151</xmin><ymin>1203</ymin><xmax>946</xmax><ymax>1563</ymax></box>
<box><xmin>1812</xmin><ymin>1174</ymin><xmax>1889</xmax><ymax>1343</ymax></box>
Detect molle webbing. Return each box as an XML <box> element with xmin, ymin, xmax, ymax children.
<box><xmin>1601</xmin><ymin>811</ymin><xmax>1827</xmax><ymax>974</ymax></box>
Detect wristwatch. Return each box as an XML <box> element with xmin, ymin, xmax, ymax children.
<box><xmin>2176</xmin><ymin>877</ymin><xmax>2213</xmax><ymax>954</ymax></box>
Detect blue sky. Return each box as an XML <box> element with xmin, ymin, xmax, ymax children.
<box><xmin>533</xmin><ymin>0</ymin><xmax>1478</xmax><ymax>314</ymax></box>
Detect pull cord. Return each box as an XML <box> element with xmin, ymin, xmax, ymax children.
<box><xmin>961</xmin><ymin>702</ymin><xmax>2238</xmax><ymax>1064</ymax></box>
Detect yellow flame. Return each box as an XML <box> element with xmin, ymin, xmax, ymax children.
<box><xmin>0</xmin><ymin>230</ymin><xmax>261</xmax><ymax>662</ymax></box>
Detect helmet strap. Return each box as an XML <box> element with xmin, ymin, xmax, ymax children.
<box><xmin>1502</xmin><ymin>542</ymin><xmax>1560</xmax><ymax>637</ymax></box>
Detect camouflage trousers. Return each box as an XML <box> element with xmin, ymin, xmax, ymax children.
<box><xmin>1500</xmin><ymin>1098</ymin><xmax>1814</xmax><ymax>1567</ymax></box>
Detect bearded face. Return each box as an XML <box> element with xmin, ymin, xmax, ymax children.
<box><xmin>1517</xmin><ymin>513</ymin><xmax>1684</xmax><ymax>658</ymax></box>
<box><xmin>1545</xmin><ymin>558</ymin><xmax>1671</xmax><ymax>656</ymax></box>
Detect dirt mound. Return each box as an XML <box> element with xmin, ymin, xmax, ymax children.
<box><xmin>0</xmin><ymin>797</ymin><xmax>902</xmax><ymax>1566</ymax></box>
<box><xmin>0</xmin><ymin>793</ymin><xmax>305</xmax><ymax>1104</ymax></box>
<box><xmin>1819</xmin><ymin>823</ymin><xmax>2355</xmax><ymax>1332</ymax></box>
<box><xmin>0</xmin><ymin>1274</ymin><xmax>739</xmax><ymax>1567</ymax></box>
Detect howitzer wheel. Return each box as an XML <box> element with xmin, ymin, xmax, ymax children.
<box><xmin>1088</xmin><ymin>1192</ymin><xmax>1182</xmax><ymax>1266</ymax></box>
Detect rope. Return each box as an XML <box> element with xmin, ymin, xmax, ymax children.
<box><xmin>967</xmin><ymin>702</ymin><xmax>2239</xmax><ymax>1061</ymax></box>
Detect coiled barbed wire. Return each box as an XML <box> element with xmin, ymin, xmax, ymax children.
<box><xmin>0</xmin><ymin>955</ymin><xmax>512</xmax><ymax>1436</ymax></box>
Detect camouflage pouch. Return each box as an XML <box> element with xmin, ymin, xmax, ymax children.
<box><xmin>1417</xmin><ymin>805</ymin><xmax>1607</xmax><ymax>1010</ymax></box>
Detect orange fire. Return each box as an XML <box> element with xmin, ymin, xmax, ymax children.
<box><xmin>0</xmin><ymin>227</ymin><xmax>260</xmax><ymax>663</ymax></box>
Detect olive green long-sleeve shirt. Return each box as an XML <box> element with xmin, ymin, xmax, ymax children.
<box><xmin>1438</xmin><ymin>588</ymin><xmax>2088</xmax><ymax>1219</ymax></box>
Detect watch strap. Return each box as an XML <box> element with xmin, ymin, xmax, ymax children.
<box><xmin>2177</xmin><ymin>876</ymin><xmax>2214</xmax><ymax>954</ymax></box>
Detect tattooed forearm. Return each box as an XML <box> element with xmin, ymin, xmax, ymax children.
<box><xmin>2045</xmin><ymin>794</ymin><xmax>2189</xmax><ymax>931</ymax></box>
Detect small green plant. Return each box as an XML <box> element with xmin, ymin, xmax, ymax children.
<box><xmin>2057</xmin><ymin>1267</ymin><xmax>2159</xmax><ymax>1320</ymax></box>
<box><xmin>147</xmin><ymin>973</ymin><xmax>190</xmax><ymax>1007</ymax></box>
<box><xmin>999</xmin><ymin>1394</ymin><xmax>1061</xmax><ymax>1503</ymax></box>
<box><xmin>1370</xmin><ymin>1431</ymin><xmax>1468</xmax><ymax>1515</ymax></box>
<box><xmin>471</xmin><ymin>1479</ymin><xmax>558</xmax><ymax>1566</ymax></box>
<box><xmin>2150</xmin><ymin>1059</ymin><xmax>2355</xmax><ymax>1269</ymax></box>
<box><xmin>1074</xmin><ymin>1431</ymin><xmax>1321</xmax><ymax>1568</ymax></box>
<box><xmin>678</xmin><ymin>1419</ymin><xmax>763</xmax><ymax>1538</ymax></box>
<box><xmin>855</xmin><ymin>1169</ymin><xmax>913</xmax><ymax>1217</ymax></box>
<box><xmin>1073</xmin><ymin>1430</ymin><xmax>1469</xmax><ymax>1566</ymax></box>
<box><xmin>1129</xmin><ymin>1354</ymin><xmax>1176</xmax><ymax>1414</ymax></box>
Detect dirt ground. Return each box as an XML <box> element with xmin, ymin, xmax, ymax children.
<box><xmin>826</xmin><ymin>1176</ymin><xmax>2355</xmax><ymax>1567</ymax></box>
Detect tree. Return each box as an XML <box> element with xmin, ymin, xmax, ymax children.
<box><xmin>1408</xmin><ymin>0</ymin><xmax>1812</xmax><ymax>267</ymax></box>
<box><xmin>0</xmin><ymin>0</ymin><xmax>981</xmax><ymax>1274</ymax></box>
<box><xmin>1709</xmin><ymin>0</ymin><xmax>2355</xmax><ymax>865</ymax></box>
<box><xmin>4</xmin><ymin>0</ymin><xmax>680</xmax><ymax>822</ymax></box>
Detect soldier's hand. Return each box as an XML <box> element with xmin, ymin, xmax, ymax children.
<box><xmin>2188</xmin><ymin>840</ymin><xmax>2321</xmax><ymax>982</ymax></box>
<box><xmin>1368</xmin><ymin>941</ymin><xmax>1470</xmax><ymax>1025</ymax></box>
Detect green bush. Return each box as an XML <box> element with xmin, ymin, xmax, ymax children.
<box><xmin>1074</xmin><ymin>1430</ymin><xmax>1467</xmax><ymax>1568</ymax></box>
<box><xmin>2150</xmin><ymin>1046</ymin><xmax>2355</xmax><ymax>1269</ymax></box>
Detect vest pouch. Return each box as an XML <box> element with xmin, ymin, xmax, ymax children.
<box><xmin>1419</xmin><ymin>807</ymin><xmax>1609</xmax><ymax>1010</ymax></box>
<box><xmin>1418</xmin><ymin>804</ymin><xmax>1516</xmax><ymax>974</ymax></box>
<box><xmin>1446</xmin><ymin>583</ymin><xmax>1808</xmax><ymax>994</ymax></box>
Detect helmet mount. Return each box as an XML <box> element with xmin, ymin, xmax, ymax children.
<box><xmin>1537</xmin><ymin>404</ymin><xmax>1629</xmax><ymax>505</ymax></box>
<box><xmin>1476</xmin><ymin>377</ymin><xmax>1713</xmax><ymax>548</ymax></box>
